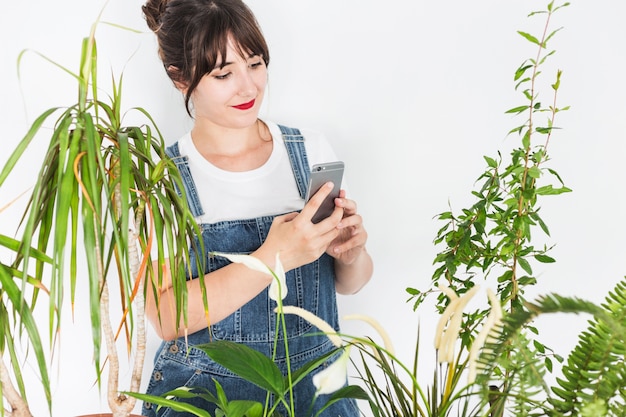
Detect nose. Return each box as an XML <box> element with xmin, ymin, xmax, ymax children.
<box><xmin>238</xmin><ymin>70</ymin><xmax>257</xmax><ymax>97</ymax></box>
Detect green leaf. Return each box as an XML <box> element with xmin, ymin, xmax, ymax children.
<box><xmin>224</xmin><ymin>400</ymin><xmax>264</xmax><ymax>417</ymax></box>
<box><xmin>505</xmin><ymin>105</ymin><xmax>529</xmax><ymax>115</ymax></box>
<box><xmin>196</xmin><ymin>341</ymin><xmax>285</xmax><ymax>395</ymax></box>
<box><xmin>527</xmin><ymin>166</ymin><xmax>542</xmax><ymax>179</ymax></box>
<box><xmin>314</xmin><ymin>385</ymin><xmax>370</xmax><ymax>417</ymax></box>
<box><xmin>536</xmin><ymin>185</ymin><xmax>572</xmax><ymax>195</ymax></box>
<box><xmin>517</xmin><ymin>30</ymin><xmax>541</xmax><ymax>46</ymax></box>
<box><xmin>535</xmin><ymin>254</ymin><xmax>556</xmax><ymax>263</ymax></box>
<box><xmin>514</xmin><ymin>63</ymin><xmax>533</xmax><ymax>82</ymax></box>
<box><xmin>123</xmin><ymin>391</ymin><xmax>213</xmax><ymax>417</ymax></box>
<box><xmin>0</xmin><ymin>264</ymin><xmax>52</xmax><ymax>410</ymax></box>
<box><xmin>517</xmin><ymin>257</ymin><xmax>533</xmax><ymax>275</ymax></box>
<box><xmin>522</xmin><ymin>130</ymin><xmax>531</xmax><ymax>149</ymax></box>
<box><xmin>483</xmin><ymin>155</ymin><xmax>498</xmax><ymax>168</ymax></box>
<box><xmin>0</xmin><ymin>108</ymin><xmax>59</xmax><ymax>187</ymax></box>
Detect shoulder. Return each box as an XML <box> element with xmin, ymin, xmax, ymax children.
<box><xmin>264</xmin><ymin>120</ymin><xmax>333</xmax><ymax>156</ymax></box>
<box><xmin>264</xmin><ymin>120</ymin><xmax>338</xmax><ymax>166</ymax></box>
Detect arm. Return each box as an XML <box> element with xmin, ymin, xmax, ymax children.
<box><xmin>146</xmin><ymin>182</ymin><xmax>345</xmax><ymax>340</ymax></box>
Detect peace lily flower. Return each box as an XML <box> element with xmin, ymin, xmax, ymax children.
<box><xmin>277</xmin><ymin>305</ymin><xmax>348</xmax><ymax>395</ymax></box>
<box><xmin>277</xmin><ymin>305</ymin><xmax>343</xmax><ymax>348</ymax></box>
<box><xmin>211</xmin><ymin>252</ymin><xmax>287</xmax><ymax>301</ymax></box>
<box><xmin>312</xmin><ymin>346</ymin><xmax>351</xmax><ymax>396</ymax></box>
<box><xmin>468</xmin><ymin>288</ymin><xmax>503</xmax><ymax>383</ymax></box>
<box><xmin>434</xmin><ymin>285</ymin><xmax>480</xmax><ymax>363</ymax></box>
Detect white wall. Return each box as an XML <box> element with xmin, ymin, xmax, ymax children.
<box><xmin>2</xmin><ymin>0</ymin><xmax>625</xmax><ymax>415</ymax></box>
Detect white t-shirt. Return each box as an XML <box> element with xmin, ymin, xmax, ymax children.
<box><xmin>178</xmin><ymin>120</ymin><xmax>339</xmax><ymax>224</ymax></box>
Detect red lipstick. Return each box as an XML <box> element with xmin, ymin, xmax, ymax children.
<box><xmin>233</xmin><ymin>99</ymin><xmax>255</xmax><ymax>110</ymax></box>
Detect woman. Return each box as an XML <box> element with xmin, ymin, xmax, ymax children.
<box><xmin>141</xmin><ymin>0</ymin><xmax>373</xmax><ymax>415</ymax></box>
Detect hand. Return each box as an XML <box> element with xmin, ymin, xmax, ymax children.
<box><xmin>255</xmin><ymin>182</ymin><xmax>344</xmax><ymax>271</ymax></box>
<box><xmin>326</xmin><ymin>190</ymin><xmax>368</xmax><ymax>265</ymax></box>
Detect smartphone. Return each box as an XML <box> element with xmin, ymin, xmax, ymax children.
<box><xmin>305</xmin><ymin>161</ymin><xmax>344</xmax><ymax>224</ymax></box>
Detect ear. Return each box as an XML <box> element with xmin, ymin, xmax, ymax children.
<box><xmin>166</xmin><ymin>65</ymin><xmax>188</xmax><ymax>93</ymax></box>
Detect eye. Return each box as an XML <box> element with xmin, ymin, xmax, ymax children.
<box><xmin>213</xmin><ymin>72</ymin><xmax>231</xmax><ymax>80</ymax></box>
<box><xmin>250</xmin><ymin>60</ymin><xmax>264</xmax><ymax>69</ymax></box>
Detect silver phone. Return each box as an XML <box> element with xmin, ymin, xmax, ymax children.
<box><xmin>305</xmin><ymin>161</ymin><xmax>344</xmax><ymax>224</ymax></box>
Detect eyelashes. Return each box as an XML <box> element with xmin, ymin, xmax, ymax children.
<box><xmin>211</xmin><ymin>59</ymin><xmax>265</xmax><ymax>80</ymax></box>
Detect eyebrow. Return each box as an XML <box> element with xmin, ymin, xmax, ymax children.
<box><xmin>214</xmin><ymin>53</ymin><xmax>262</xmax><ymax>70</ymax></box>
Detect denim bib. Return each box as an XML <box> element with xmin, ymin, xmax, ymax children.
<box><xmin>142</xmin><ymin>125</ymin><xmax>357</xmax><ymax>417</ymax></box>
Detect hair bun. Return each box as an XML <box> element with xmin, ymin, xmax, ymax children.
<box><xmin>142</xmin><ymin>0</ymin><xmax>168</xmax><ymax>32</ymax></box>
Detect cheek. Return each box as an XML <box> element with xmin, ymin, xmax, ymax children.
<box><xmin>253</xmin><ymin>70</ymin><xmax>268</xmax><ymax>91</ymax></box>
<box><xmin>193</xmin><ymin>85</ymin><xmax>230</xmax><ymax>108</ymax></box>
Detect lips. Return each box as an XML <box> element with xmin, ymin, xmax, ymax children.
<box><xmin>233</xmin><ymin>99</ymin><xmax>255</xmax><ymax>110</ymax></box>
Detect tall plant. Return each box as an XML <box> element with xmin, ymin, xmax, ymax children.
<box><xmin>358</xmin><ymin>2</ymin><xmax>626</xmax><ymax>415</ymax></box>
<box><xmin>353</xmin><ymin>1</ymin><xmax>574</xmax><ymax>416</ymax></box>
<box><xmin>0</xmin><ymin>8</ymin><xmax>202</xmax><ymax>417</ymax></box>
<box><xmin>408</xmin><ymin>0</ymin><xmax>571</xmax><ymax>372</ymax></box>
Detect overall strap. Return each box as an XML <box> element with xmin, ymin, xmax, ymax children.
<box><xmin>278</xmin><ymin>124</ymin><xmax>310</xmax><ymax>200</ymax></box>
<box><xmin>165</xmin><ymin>142</ymin><xmax>205</xmax><ymax>217</ymax></box>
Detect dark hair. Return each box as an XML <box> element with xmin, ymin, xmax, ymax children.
<box><xmin>142</xmin><ymin>0</ymin><xmax>270</xmax><ymax>115</ymax></box>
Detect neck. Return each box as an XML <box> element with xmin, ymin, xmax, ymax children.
<box><xmin>190</xmin><ymin>120</ymin><xmax>273</xmax><ymax>171</ymax></box>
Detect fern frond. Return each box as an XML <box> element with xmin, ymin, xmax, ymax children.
<box><xmin>475</xmin><ymin>277</ymin><xmax>626</xmax><ymax>416</ymax></box>
<box><xmin>547</xmin><ymin>278</ymin><xmax>626</xmax><ymax>417</ymax></box>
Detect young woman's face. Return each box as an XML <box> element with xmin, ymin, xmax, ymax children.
<box><xmin>190</xmin><ymin>38</ymin><xmax>267</xmax><ymax>130</ymax></box>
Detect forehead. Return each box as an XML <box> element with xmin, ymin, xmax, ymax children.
<box><xmin>211</xmin><ymin>34</ymin><xmax>257</xmax><ymax>66</ymax></box>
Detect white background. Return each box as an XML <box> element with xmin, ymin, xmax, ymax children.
<box><xmin>1</xmin><ymin>0</ymin><xmax>625</xmax><ymax>415</ymax></box>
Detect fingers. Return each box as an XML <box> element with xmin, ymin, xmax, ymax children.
<box><xmin>329</xmin><ymin>225</ymin><xmax>368</xmax><ymax>261</ymax></box>
<box><xmin>335</xmin><ymin>197</ymin><xmax>357</xmax><ymax>218</ymax></box>
<box><xmin>301</xmin><ymin>181</ymin><xmax>345</xmax><ymax>226</ymax></box>
<box><xmin>274</xmin><ymin>211</ymin><xmax>298</xmax><ymax>223</ymax></box>
<box><xmin>301</xmin><ymin>182</ymin><xmax>333</xmax><ymax>218</ymax></box>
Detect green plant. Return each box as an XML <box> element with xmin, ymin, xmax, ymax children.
<box><xmin>409</xmin><ymin>0</ymin><xmax>572</xmax><ymax>326</ymax></box>
<box><xmin>0</xmin><ymin>7</ymin><xmax>201</xmax><ymax>417</ymax></box>
<box><xmin>126</xmin><ymin>253</ymin><xmax>368</xmax><ymax>417</ymax></box>
<box><xmin>127</xmin><ymin>2</ymin><xmax>620</xmax><ymax>417</ymax></box>
<box><xmin>350</xmin><ymin>1</ymin><xmax>622</xmax><ymax>416</ymax></box>
<box><xmin>0</xmin><ymin>231</ymin><xmax>53</xmax><ymax>416</ymax></box>
<box><xmin>351</xmin><ymin>1</ymin><xmax>625</xmax><ymax>417</ymax></box>
<box><xmin>476</xmin><ymin>278</ymin><xmax>626</xmax><ymax>416</ymax></box>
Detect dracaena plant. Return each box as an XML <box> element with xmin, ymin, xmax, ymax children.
<box><xmin>0</xmin><ymin>231</ymin><xmax>53</xmax><ymax>416</ymax></box>
<box><xmin>0</xmin><ymin>7</ymin><xmax>202</xmax><ymax>417</ymax></box>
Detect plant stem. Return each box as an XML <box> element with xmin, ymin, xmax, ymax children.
<box><xmin>0</xmin><ymin>357</ymin><xmax>33</xmax><ymax>417</ymax></box>
<box><xmin>511</xmin><ymin>6</ymin><xmax>555</xmax><ymax>307</ymax></box>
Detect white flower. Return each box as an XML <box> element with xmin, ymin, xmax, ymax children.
<box><xmin>312</xmin><ymin>346</ymin><xmax>351</xmax><ymax>396</ymax></box>
<box><xmin>212</xmin><ymin>252</ymin><xmax>287</xmax><ymax>301</ymax></box>
<box><xmin>275</xmin><ymin>305</ymin><xmax>349</xmax><ymax>395</ymax></box>
<box><xmin>276</xmin><ymin>305</ymin><xmax>343</xmax><ymax>348</ymax></box>
<box><xmin>435</xmin><ymin>285</ymin><xmax>480</xmax><ymax>363</ymax></box>
<box><xmin>468</xmin><ymin>288</ymin><xmax>503</xmax><ymax>383</ymax></box>
<box><xmin>267</xmin><ymin>252</ymin><xmax>286</xmax><ymax>301</ymax></box>
<box><xmin>343</xmin><ymin>314</ymin><xmax>395</xmax><ymax>355</ymax></box>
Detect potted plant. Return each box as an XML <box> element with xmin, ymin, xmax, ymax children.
<box><xmin>0</xmin><ymin>6</ymin><xmax>201</xmax><ymax>417</ymax></box>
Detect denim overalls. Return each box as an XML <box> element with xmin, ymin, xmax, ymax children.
<box><xmin>141</xmin><ymin>125</ymin><xmax>359</xmax><ymax>417</ymax></box>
